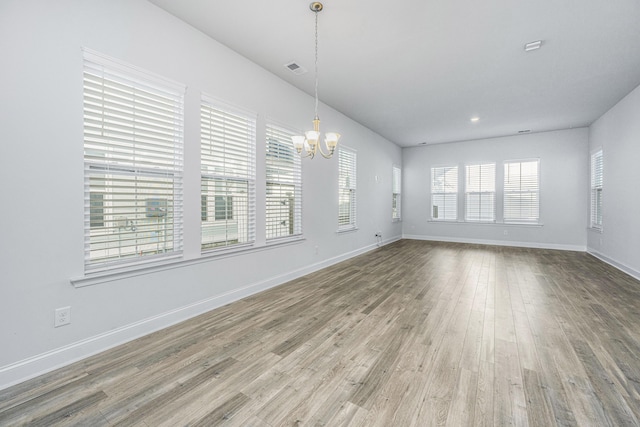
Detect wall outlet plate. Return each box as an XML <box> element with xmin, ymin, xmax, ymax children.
<box><xmin>55</xmin><ymin>307</ymin><xmax>71</xmax><ymax>327</ymax></box>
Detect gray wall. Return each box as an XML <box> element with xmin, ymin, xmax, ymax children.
<box><xmin>0</xmin><ymin>0</ymin><xmax>401</xmax><ymax>388</ymax></box>
<box><xmin>587</xmin><ymin>84</ymin><xmax>640</xmax><ymax>278</ymax></box>
<box><xmin>402</xmin><ymin>128</ymin><xmax>589</xmax><ymax>250</ymax></box>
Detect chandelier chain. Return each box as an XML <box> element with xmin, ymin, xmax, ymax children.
<box><xmin>314</xmin><ymin>9</ymin><xmax>319</xmax><ymax>119</ymax></box>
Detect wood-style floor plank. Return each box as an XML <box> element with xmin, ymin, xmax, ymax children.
<box><xmin>2</xmin><ymin>240</ymin><xmax>640</xmax><ymax>426</ymax></box>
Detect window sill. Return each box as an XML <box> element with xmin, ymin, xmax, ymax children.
<box><xmin>71</xmin><ymin>254</ymin><xmax>187</xmax><ymax>288</ymax></box>
<box><xmin>427</xmin><ymin>220</ymin><xmax>544</xmax><ymax>227</ymax></box>
<box><xmin>336</xmin><ymin>226</ymin><xmax>358</xmax><ymax>234</ymax></box>
<box><xmin>71</xmin><ymin>238</ymin><xmax>305</xmax><ymax>288</ymax></box>
<box><xmin>265</xmin><ymin>235</ymin><xmax>305</xmax><ymax>246</ymax></box>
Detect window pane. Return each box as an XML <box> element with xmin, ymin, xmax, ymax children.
<box><xmin>86</xmin><ymin>171</ymin><xmax>179</xmax><ymax>264</ymax></box>
<box><xmin>201</xmin><ymin>178</ymin><xmax>250</xmax><ymax>249</ymax></box>
<box><xmin>266</xmin><ymin>183</ymin><xmax>297</xmax><ymax>238</ymax></box>
<box><xmin>90</xmin><ymin>192</ymin><xmax>105</xmax><ymax>228</ymax></box>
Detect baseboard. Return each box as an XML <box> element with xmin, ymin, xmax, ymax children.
<box><xmin>587</xmin><ymin>249</ymin><xmax>640</xmax><ymax>281</ymax></box>
<box><xmin>0</xmin><ymin>236</ymin><xmax>401</xmax><ymax>391</ymax></box>
<box><xmin>402</xmin><ymin>234</ymin><xmax>586</xmax><ymax>252</ymax></box>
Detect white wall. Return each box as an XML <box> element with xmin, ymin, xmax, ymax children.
<box><xmin>0</xmin><ymin>0</ymin><xmax>401</xmax><ymax>388</ymax></box>
<box><xmin>587</xmin><ymin>84</ymin><xmax>640</xmax><ymax>278</ymax></box>
<box><xmin>402</xmin><ymin>128</ymin><xmax>589</xmax><ymax>250</ymax></box>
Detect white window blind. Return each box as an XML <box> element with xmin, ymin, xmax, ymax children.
<box><xmin>465</xmin><ymin>163</ymin><xmax>495</xmax><ymax>222</ymax></box>
<box><xmin>392</xmin><ymin>166</ymin><xmax>402</xmax><ymax>220</ymax></box>
<box><xmin>504</xmin><ymin>160</ymin><xmax>539</xmax><ymax>223</ymax></box>
<box><xmin>266</xmin><ymin>122</ymin><xmax>302</xmax><ymax>240</ymax></box>
<box><xmin>431</xmin><ymin>166</ymin><xmax>458</xmax><ymax>220</ymax></box>
<box><xmin>201</xmin><ymin>97</ymin><xmax>256</xmax><ymax>250</ymax></box>
<box><xmin>338</xmin><ymin>147</ymin><xmax>357</xmax><ymax>230</ymax></box>
<box><xmin>83</xmin><ymin>50</ymin><xmax>185</xmax><ymax>271</ymax></box>
<box><xmin>590</xmin><ymin>150</ymin><xmax>603</xmax><ymax>229</ymax></box>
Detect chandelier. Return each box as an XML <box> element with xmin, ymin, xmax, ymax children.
<box><xmin>291</xmin><ymin>2</ymin><xmax>341</xmax><ymax>159</ymax></box>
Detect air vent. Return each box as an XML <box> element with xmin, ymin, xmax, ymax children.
<box><xmin>518</xmin><ymin>129</ymin><xmax>531</xmax><ymax>134</ymax></box>
<box><xmin>284</xmin><ymin>61</ymin><xmax>307</xmax><ymax>75</ymax></box>
<box><xmin>524</xmin><ymin>40</ymin><xmax>542</xmax><ymax>52</ymax></box>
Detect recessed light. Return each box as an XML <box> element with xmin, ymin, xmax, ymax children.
<box><xmin>470</xmin><ymin>117</ymin><xmax>480</xmax><ymax>123</ymax></box>
<box><xmin>524</xmin><ymin>40</ymin><xmax>542</xmax><ymax>52</ymax></box>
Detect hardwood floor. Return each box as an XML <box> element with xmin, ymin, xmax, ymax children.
<box><xmin>2</xmin><ymin>239</ymin><xmax>640</xmax><ymax>426</ymax></box>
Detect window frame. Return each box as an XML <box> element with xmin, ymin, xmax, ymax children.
<box><xmin>200</xmin><ymin>96</ymin><xmax>257</xmax><ymax>252</ymax></box>
<box><xmin>430</xmin><ymin>165</ymin><xmax>459</xmax><ymax>221</ymax></box>
<box><xmin>338</xmin><ymin>146</ymin><xmax>357</xmax><ymax>231</ymax></box>
<box><xmin>82</xmin><ymin>49</ymin><xmax>185</xmax><ymax>273</ymax></box>
<box><xmin>392</xmin><ymin>165</ymin><xmax>402</xmax><ymax>221</ymax></box>
<box><xmin>464</xmin><ymin>162</ymin><xmax>496</xmax><ymax>223</ymax></box>
<box><xmin>503</xmin><ymin>159</ymin><xmax>540</xmax><ymax>224</ymax></box>
<box><xmin>265</xmin><ymin>121</ymin><xmax>303</xmax><ymax>242</ymax></box>
<box><xmin>590</xmin><ymin>150</ymin><xmax>603</xmax><ymax>230</ymax></box>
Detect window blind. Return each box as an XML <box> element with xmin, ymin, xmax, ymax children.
<box><xmin>504</xmin><ymin>160</ymin><xmax>539</xmax><ymax>223</ymax></box>
<box><xmin>338</xmin><ymin>147</ymin><xmax>357</xmax><ymax>230</ymax></box>
<box><xmin>201</xmin><ymin>97</ymin><xmax>256</xmax><ymax>250</ymax></box>
<box><xmin>266</xmin><ymin>122</ymin><xmax>302</xmax><ymax>240</ymax></box>
<box><xmin>465</xmin><ymin>163</ymin><xmax>495</xmax><ymax>222</ymax></box>
<box><xmin>590</xmin><ymin>150</ymin><xmax>603</xmax><ymax>229</ymax></box>
<box><xmin>83</xmin><ymin>50</ymin><xmax>185</xmax><ymax>271</ymax></box>
<box><xmin>431</xmin><ymin>166</ymin><xmax>458</xmax><ymax>220</ymax></box>
<box><xmin>392</xmin><ymin>166</ymin><xmax>401</xmax><ymax>220</ymax></box>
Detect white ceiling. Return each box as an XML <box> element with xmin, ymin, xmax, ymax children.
<box><xmin>147</xmin><ymin>0</ymin><xmax>640</xmax><ymax>147</ymax></box>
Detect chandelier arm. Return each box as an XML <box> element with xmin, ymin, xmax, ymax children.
<box><xmin>316</xmin><ymin>143</ymin><xmax>334</xmax><ymax>159</ymax></box>
<box><xmin>298</xmin><ymin>145</ymin><xmax>315</xmax><ymax>159</ymax></box>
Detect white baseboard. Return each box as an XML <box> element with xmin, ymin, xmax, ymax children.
<box><xmin>0</xmin><ymin>236</ymin><xmax>401</xmax><ymax>391</ymax></box>
<box><xmin>587</xmin><ymin>249</ymin><xmax>640</xmax><ymax>281</ymax></box>
<box><xmin>402</xmin><ymin>234</ymin><xmax>586</xmax><ymax>252</ymax></box>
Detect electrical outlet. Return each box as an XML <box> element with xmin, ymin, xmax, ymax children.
<box><xmin>375</xmin><ymin>232</ymin><xmax>382</xmax><ymax>238</ymax></box>
<box><xmin>503</xmin><ymin>230</ymin><xmax>508</xmax><ymax>236</ymax></box>
<box><xmin>54</xmin><ymin>307</ymin><xmax>71</xmax><ymax>328</ymax></box>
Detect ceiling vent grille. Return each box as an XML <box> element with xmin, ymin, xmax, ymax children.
<box><xmin>524</xmin><ymin>40</ymin><xmax>542</xmax><ymax>52</ymax></box>
<box><xmin>284</xmin><ymin>61</ymin><xmax>307</xmax><ymax>75</ymax></box>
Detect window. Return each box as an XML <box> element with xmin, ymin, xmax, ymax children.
<box><xmin>266</xmin><ymin>122</ymin><xmax>302</xmax><ymax>240</ymax></box>
<box><xmin>338</xmin><ymin>147</ymin><xmax>357</xmax><ymax>230</ymax></box>
<box><xmin>200</xmin><ymin>97</ymin><xmax>256</xmax><ymax>250</ymax></box>
<box><xmin>392</xmin><ymin>166</ymin><xmax>401</xmax><ymax>221</ymax></box>
<box><xmin>590</xmin><ymin>150</ymin><xmax>603</xmax><ymax>229</ymax></box>
<box><xmin>89</xmin><ymin>184</ymin><xmax>105</xmax><ymax>228</ymax></box>
<box><xmin>201</xmin><ymin>195</ymin><xmax>208</xmax><ymax>221</ymax></box>
<box><xmin>83</xmin><ymin>50</ymin><xmax>185</xmax><ymax>271</ymax></box>
<box><xmin>431</xmin><ymin>166</ymin><xmax>458</xmax><ymax>220</ymax></box>
<box><xmin>214</xmin><ymin>195</ymin><xmax>233</xmax><ymax>221</ymax></box>
<box><xmin>465</xmin><ymin>163</ymin><xmax>495</xmax><ymax>222</ymax></box>
<box><xmin>504</xmin><ymin>160</ymin><xmax>539</xmax><ymax>223</ymax></box>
